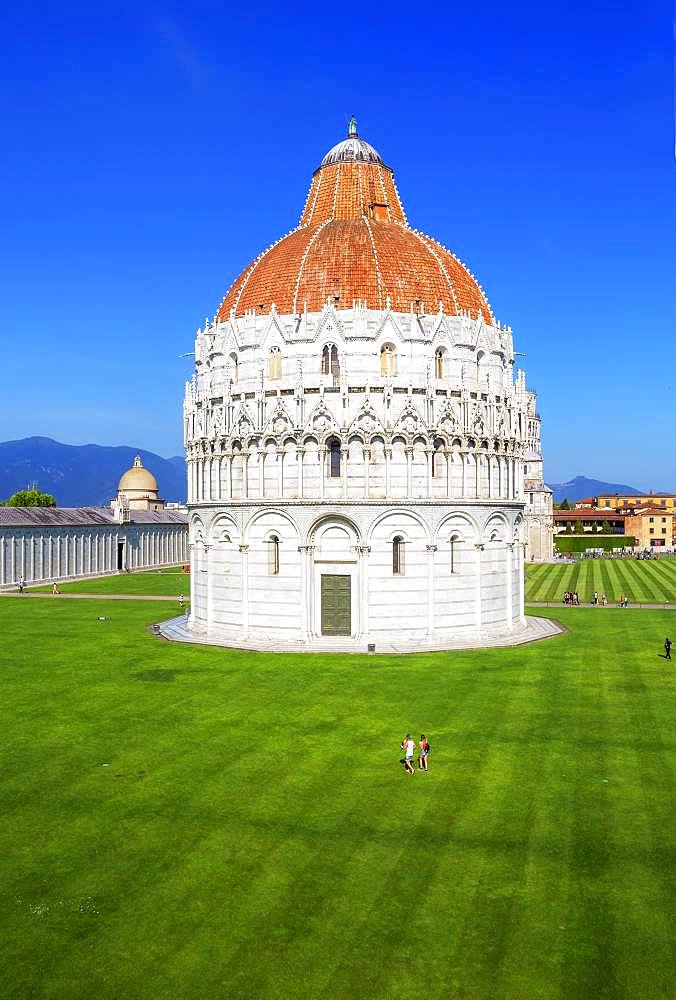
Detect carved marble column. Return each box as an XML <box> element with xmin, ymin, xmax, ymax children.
<box><xmin>298</xmin><ymin>544</ymin><xmax>315</xmax><ymax>641</ymax></box>
<box><xmin>204</xmin><ymin>543</ymin><xmax>213</xmax><ymax>626</ymax></box>
<box><xmin>242</xmin><ymin>450</ymin><xmax>250</xmax><ymax>499</ymax></box>
<box><xmin>426</xmin><ymin>544</ymin><xmax>437</xmax><ymax>635</ymax></box>
<box><xmin>226</xmin><ymin>451</ymin><xmax>233</xmax><ymax>500</ymax></box>
<box><xmin>239</xmin><ymin>544</ymin><xmax>249</xmax><ymax>633</ymax></box>
<box><xmin>474</xmin><ymin>542</ymin><xmax>484</xmax><ymax>630</ymax></box>
<box><xmin>187</xmin><ymin>542</ymin><xmax>196</xmax><ymax>622</ymax></box>
<box><xmin>318</xmin><ymin>447</ymin><xmax>326</xmax><ymax>499</ymax></box>
<box><xmin>518</xmin><ymin>542</ymin><xmax>526</xmax><ymax>623</ymax></box>
<box><xmin>356</xmin><ymin>545</ymin><xmax>371</xmax><ymax>637</ymax></box>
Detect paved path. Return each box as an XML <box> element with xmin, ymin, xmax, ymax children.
<box><xmin>0</xmin><ymin>592</ymin><xmax>181</xmax><ymax>602</ymax></box>
<box><xmin>157</xmin><ymin>613</ymin><xmax>564</xmax><ymax>654</ymax></box>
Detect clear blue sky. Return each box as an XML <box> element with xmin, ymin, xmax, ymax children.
<box><xmin>1</xmin><ymin>1</ymin><xmax>673</xmax><ymax>487</ymax></box>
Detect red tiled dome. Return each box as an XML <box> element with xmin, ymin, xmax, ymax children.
<box><xmin>217</xmin><ymin>125</ymin><xmax>493</xmax><ymax>323</ymax></box>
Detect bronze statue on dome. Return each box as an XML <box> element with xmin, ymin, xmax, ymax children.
<box><xmin>348</xmin><ymin>115</ymin><xmax>358</xmax><ymax>137</ymax></box>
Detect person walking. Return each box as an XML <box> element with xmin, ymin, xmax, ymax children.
<box><xmin>18</xmin><ymin>576</ymin><xmax>25</xmax><ymax>595</ymax></box>
<box><xmin>593</xmin><ymin>591</ymin><xmax>598</xmax><ymax>606</ymax></box>
<box><xmin>51</xmin><ymin>582</ymin><xmax>60</xmax><ymax>596</ymax></box>
<box><xmin>418</xmin><ymin>734</ymin><xmax>430</xmax><ymax>771</ymax></box>
<box><xmin>401</xmin><ymin>734</ymin><xmax>416</xmax><ymax>774</ymax></box>
<box><xmin>601</xmin><ymin>593</ymin><xmax>607</xmax><ymax>607</ymax></box>
<box><xmin>665</xmin><ymin>637</ymin><xmax>672</xmax><ymax>661</ymax></box>
<box><xmin>178</xmin><ymin>593</ymin><xmax>185</xmax><ymax>609</ymax></box>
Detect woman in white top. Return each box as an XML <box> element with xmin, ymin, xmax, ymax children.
<box><xmin>401</xmin><ymin>734</ymin><xmax>416</xmax><ymax>774</ymax></box>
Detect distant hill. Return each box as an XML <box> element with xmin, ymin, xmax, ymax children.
<box><xmin>0</xmin><ymin>437</ymin><xmax>187</xmax><ymax>507</ymax></box>
<box><xmin>547</xmin><ymin>475</ymin><xmax>642</xmax><ymax>505</ymax></box>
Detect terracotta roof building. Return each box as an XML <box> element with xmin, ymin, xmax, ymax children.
<box><xmin>183</xmin><ymin>119</ymin><xmax>553</xmax><ymax>652</ymax></box>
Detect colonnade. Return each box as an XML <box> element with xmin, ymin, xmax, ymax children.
<box><xmin>188</xmin><ymin>444</ymin><xmax>523</xmax><ymax>504</ymax></box>
<box><xmin>0</xmin><ymin>526</ymin><xmax>188</xmax><ymax>587</ymax></box>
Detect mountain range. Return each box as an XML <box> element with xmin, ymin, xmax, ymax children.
<box><xmin>547</xmin><ymin>475</ymin><xmax>643</xmax><ymax>505</ymax></box>
<box><xmin>0</xmin><ymin>438</ymin><xmax>658</xmax><ymax>509</ymax></box>
<box><xmin>0</xmin><ymin>437</ymin><xmax>187</xmax><ymax>506</ymax></box>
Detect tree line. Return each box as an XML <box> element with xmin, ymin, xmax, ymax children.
<box><xmin>1</xmin><ymin>488</ymin><xmax>57</xmax><ymax>507</ymax></box>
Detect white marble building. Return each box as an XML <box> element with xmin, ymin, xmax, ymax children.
<box><xmin>184</xmin><ymin>120</ymin><xmax>552</xmax><ymax>650</ymax></box>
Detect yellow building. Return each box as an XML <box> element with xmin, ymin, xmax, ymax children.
<box><xmin>624</xmin><ymin>507</ymin><xmax>674</xmax><ymax>548</ymax></box>
<box><xmin>593</xmin><ymin>493</ymin><xmax>676</xmax><ymax>514</ymax></box>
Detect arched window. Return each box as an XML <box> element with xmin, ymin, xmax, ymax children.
<box><xmin>321</xmin><ymin>344</ymin><xmax>340</xmax><ymax>378</ymax></box>
<box><xmin>328</xmin><ymin>437</ymin><xmax>341</xmax><ymax>478</ymax></box>
<box><xmin>392</xmin><ymin>535</ymin><xmax>404</xmax><ymax>575</ymax></box>
<box><xmin>435</xmin><ymin>348</ymin><xmax>444</xmax><ymax>379</ymax></box>
<box><xmin>268</xmin><ymin>535</ymin><xmax>280</xmax><ymax>575</ymax></box>
<box><xmin>268</xmin><ymin>347</ymin><xmax>282</xmax><ymax>379</ymax></box>
<box><xmin>475</xmin><ymin>350</ymin><xmax>484</xmax><ymax>387</ymax></box>
<box><xmin>380</xmin><ymin>344</ymin><xmax>396</xmax><ymax>376</ymax></box>
<box><xmin>450</xmin><ymin>534</ymin><xmax>460</xmax><ymax>574</ymax></box>
<box><xmin>229</xmin><ymin>353</ymin><xmax>238</xmax><ymax>384</ymax></box>
<box><xmin>432</xmin><ymin>438</ymin><xmax>445</xmax><ymax>478</ymax></box>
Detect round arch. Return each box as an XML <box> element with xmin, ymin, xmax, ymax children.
<box><xmin>366</xmin><ymin>508</ymin><xmax>432</xmax><ymax>546</ymax></box>
<box><xmin>242</xmin><ymin>508</ymin><xmax>301</xmax><ymax>544</ymax></box>
<box><xmin>307</xmin><ymin>512</ymin><xmax>362</xmax><ymax>547</ymax></box>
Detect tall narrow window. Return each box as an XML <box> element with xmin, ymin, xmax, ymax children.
<box><xmin>268</xmin><ymin>535</ymin><xmax>280</xmax><ymax>575</ymax></box>
<box><xmin>229</xmin><ymin>353</ymin><xmax>239</xmax><ymax>383</ymax></box>
<box><xmin>322</xmin><ymin>344</ymin><xmax>340</xmax><ymax>378</ymax></box>
<box><xmin>380</xmin><ymin>344</ymin><xmax>395</xmax><ymax>376</ymax></box>
<box><xmin>450</xmin><ymin>536</ymin><xmax>458</xmax><ymax>574</ymax></box>
<box><xmin>392</xmin><ymin>535</ymin><xmax>404</xmax><ymax>575</ymax></box>
<box><xmin>328</xmin><ymin>438</ymin><xmax>341</xmax><ymax>478</ymax></box>
<box><xmin>432</xmin><ymin>439</ymin><xmax>444</xmax><ymax>478</ymax></box>
<box><xmin>435</xmin><ymin>349</ymin><xmax>444</xmax><ymax>378</ymax></box>
<box><xmin>268</xmin><ymin>347</ymin><xmax>282</xmax><ymax>379</ymax></box>
<box><xmin>476</xmin><ymin>350</ymin><xmax>484</xmax><ymax>387</ymax></box>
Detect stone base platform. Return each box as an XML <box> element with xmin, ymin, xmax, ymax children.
<box><xmin>156</xmin><ymin>614</ymin><xmax>563</xmax><ymax>655</ymax></box>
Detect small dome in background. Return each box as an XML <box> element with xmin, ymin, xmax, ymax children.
<box><xmin>319</xmin><ymin>115</ymin><xmax>385</xmax><ymax>168</ymax></box>
<box><xmin>118</xmin><ymin>455</ymin><xmax>158</xmax><ymax>495</ymax></box>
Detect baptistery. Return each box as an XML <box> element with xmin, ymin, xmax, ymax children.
<box><xmin>183</xmin><ymin>118</ymin><xmax>552</xmax><ymax>650</ymax></box>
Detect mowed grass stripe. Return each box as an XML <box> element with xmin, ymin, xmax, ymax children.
<box><xmin>629</xmin><ymin>560</ymin><xmax>664</xmax><ymax>601</ymax></box>
<box><xmin>614</xmin><ymin>559</ymin><xmax>652</xmax><ymax>602</ymax></box>
<box><xmin>598</xmin><ymin>559</ymin><xmax>614</xmax><ymax>601</ymax></box>
<box><xmin>640</xmin><ymin>559</ymin><xmax>675</xmax><ymax>602</ymax></box>
<box><xmin>647</xmin><ymin>559</ymin><xmax>676</xmax><ymax>596</ymax></box>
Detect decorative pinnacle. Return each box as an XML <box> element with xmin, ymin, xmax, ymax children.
<box><xmin>348</xmin><ymin>115</ymin><xmax>358</xmax><ymax>137</ymax></box>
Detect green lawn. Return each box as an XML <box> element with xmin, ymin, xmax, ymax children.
<box><xmin>526</xmin><ymin>557</ymin><xmax>676</xmax><ymax>604</ymax></box>
<box><xmin>31</xmin><ymin>566</ymin><xmax>190</xmax><ymax>596</ymax></box>
<box><xmin>0</xmin><ymin>600</ymin><xmax>674</xmax><ymax>1000</ymax></box>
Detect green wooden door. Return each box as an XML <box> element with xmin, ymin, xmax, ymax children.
<box><xmin>321</xmin><ymin>574</ymin><xmax>351</xmax><ymax>636</ymax></box>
